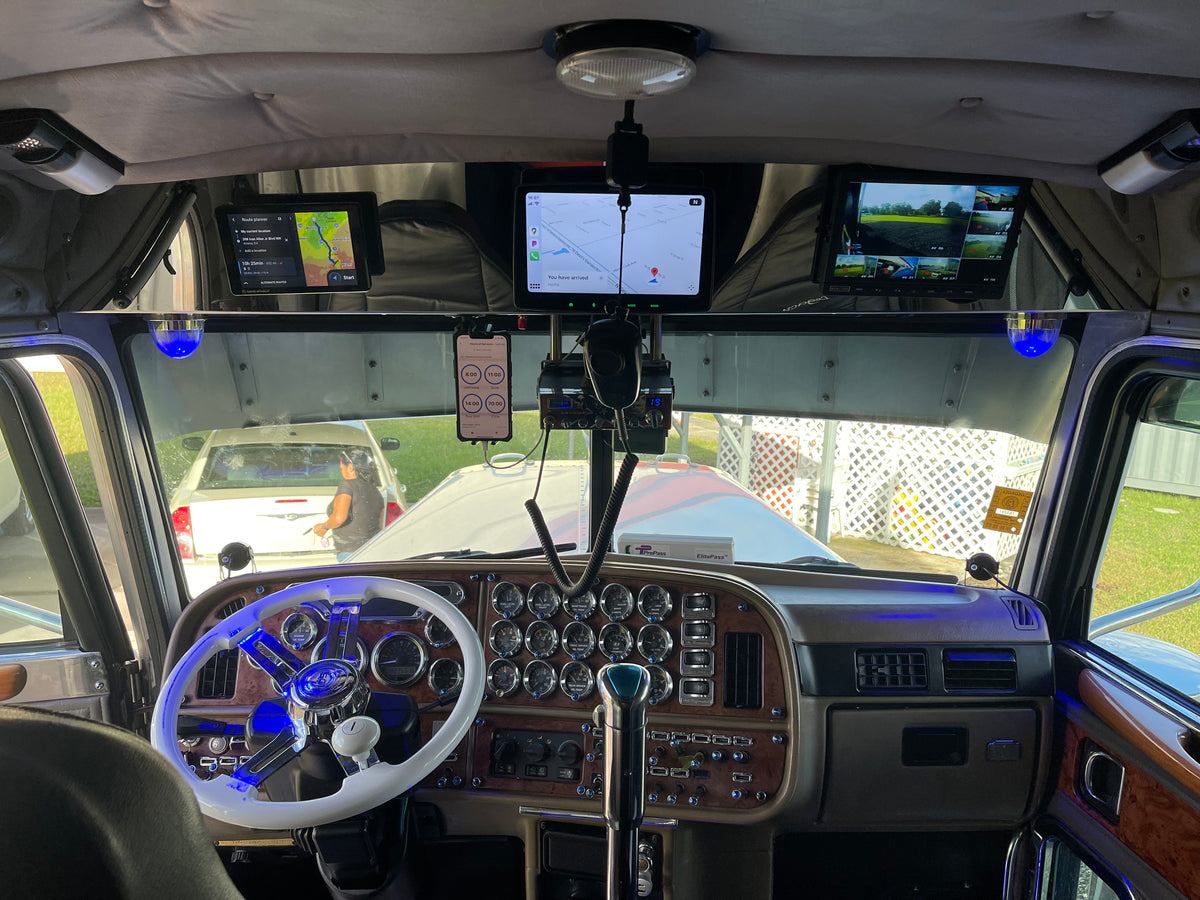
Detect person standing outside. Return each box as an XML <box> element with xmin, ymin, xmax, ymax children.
<box><xmin>313</xmin><ymin>448</ymin><xmax>385</xmax><ymax>561</ymax></box>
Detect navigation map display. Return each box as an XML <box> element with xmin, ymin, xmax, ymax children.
<box><xmin>216</xmin><ymin>193</ymin><xmax>382</xmax><ymax>295</ymax></box>
<box><xmin>514</xmin><ymin>185</ymin><xmax>714</xmax><ymax>312</ymax></box>
<box><xmin>814</xmin><ymin>168</ymin><xmax>1030</xmax><ymax>301</ymax></box>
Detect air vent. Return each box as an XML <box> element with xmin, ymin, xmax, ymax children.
<box><xmin>215</xmin><ymin>598</ymin><xmax>246</xmax><ymax>620</ymax></box>
<box><xmin>723</xmin><ymin>632</ymin><xmax>762</xmax><ymax>709</ymax></box>
<box><xmin>855</xmin><ymin>649</ymin><xmax>928</xmax><ymax>691</ymax></box>
<box><xmin>196</xmin><ymin>649</ymin><xmax>238</xmax><ymax>699</ymax></box>
<box><xmin>943</xmin><ymin>649</ymin><xmax>1017</xmax><ymax>692</ymax></box>
<box><xmin>1001</xmin><ymin>596</ymin><xmax>1039</xmax><ymax>631</ymax></box>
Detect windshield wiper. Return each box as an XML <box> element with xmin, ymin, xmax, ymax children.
<box><xmin>406</xmin><ymin>543</ymin><xmax>577</xmax><ymax>562</ymax></box>
<box><xmin>783</xmin><ymin>555</ymin><xmax>859</xmax><ymax>568</ymax></box>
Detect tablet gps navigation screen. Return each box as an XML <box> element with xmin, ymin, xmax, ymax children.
<box><xmin>216</xmin><ymin>194</ymin><xmax>380</xmax><ymax>295</ymax></box>
<box><xmin>514</xmin><ymin>186</ymin><xmax>714</xmax><ymax>312</ymax></box>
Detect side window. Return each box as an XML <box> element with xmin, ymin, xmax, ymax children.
<box><xmin>0</xmin><ymin>422</ymin><xmax>62</xmax><ymax>645</ymax></box>
<box><xmin>1038</xmin><ymin>837</ymin><xmax>1122</xmax><ymax>900</ymax></box>
<box><xmin>1092</xmin><ymin>376</ymin><xmax>1200</xmax><ymax>698</ymax></box>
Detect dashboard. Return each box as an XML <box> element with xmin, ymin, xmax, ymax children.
<box><xmin>166</xmin><ymin>556</ymin><xmax>1052</xmax><ymax>829</ymax></box>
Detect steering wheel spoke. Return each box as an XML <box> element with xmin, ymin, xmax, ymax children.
<box><xmin>230</xmin><ymin>728</ymin><xmax>306</xmax><ymax>788</ymax></box>
<box><xmin>152</xmin><ymin>576</ymin><xmax>484</xmax><ymax>829</ymax></box>
<box><xmin>239</xmin><ymin>628</ymin><xmax>305</xmax><ymax>690</ymax></box>
<box><xmin>322</xmin><ymin>600</ymin><xmax>362</xmax><ymax>663</ymax></box>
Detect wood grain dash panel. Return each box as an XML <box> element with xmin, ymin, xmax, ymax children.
<box><xmin>0</xmin><ymin>663</ymin><xmax>27</xmax><ymax>700</ymax></box>
<box><xmin>1059</xmin><ymin>718</ymin><xmax>1200</xmax><ymax>897</ymax></box>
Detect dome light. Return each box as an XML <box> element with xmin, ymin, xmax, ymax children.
<box><xmin>1006</xmin><ymin>312</ymin><xmax>1062</xmax><ymax>358</ymax></box>
<box><xmin>545</xmin><ymin>21</ymin><xmax>710</xmax><ymax>101</ymax></box>
<box><xmin>150</xmin><ymin>314</ymin><xmax>205</xmax><ymax>359</ymax></box>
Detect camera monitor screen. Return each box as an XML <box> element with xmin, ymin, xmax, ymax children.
<box><xmin>513</xmin><ymin>185</ymin><xmax>714</xmax><ymax>312</ymax></box>
<box><xmin>814</xmin><ymin>169</ymin><xmax>1030</xmax><ymax>301</ymax></box>
<box><xmin>216</xmin><ymin>193</ymin><xmax>383</xmax><ymax>295</ymax></box>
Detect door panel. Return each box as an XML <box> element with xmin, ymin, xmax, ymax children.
<box><xmin>1030</xmin><ymin>341</ymin><xmax>1200</xmax><ymax>900</ymax></box>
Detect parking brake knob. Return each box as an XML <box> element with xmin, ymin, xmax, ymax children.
<box><xmin>597</xmin><ymin>663</ymin><xmax>651</xmax><ymax>900</ymax></box>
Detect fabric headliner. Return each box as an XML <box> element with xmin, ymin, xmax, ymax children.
<box><xmin>0</xmin><ymin>1</ymin><xmax>1196</xmax><ymax>184</ymax></box>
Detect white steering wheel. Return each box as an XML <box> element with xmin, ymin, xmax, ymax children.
<box><xmin>150</xmin><ymin>576</ymin><xmax>484</xmax><ymax>829</ymax></box>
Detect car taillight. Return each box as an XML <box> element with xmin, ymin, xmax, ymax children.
<box><xmin>172</xmin><ymin>506</ymin><xmax>194</xmax><ymax>560</ymax></box>
<box><xmin>385</xmin><ymin>502</ymin><xmax>402</xmax><ymax>526</ymax></box>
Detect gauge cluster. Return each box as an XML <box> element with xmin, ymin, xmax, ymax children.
<box><xmin>479</xmin><ymin>577</ymin><xmax>783</xmax><ymax>717</ymax></box>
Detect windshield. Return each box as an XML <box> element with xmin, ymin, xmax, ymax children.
<box><xmin>128</xmin><ymin>320</ymin><xmax>1074</xmax><ymax>597</ymax></box>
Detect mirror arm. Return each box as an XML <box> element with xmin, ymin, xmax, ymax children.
<box><xmin>1090</xmin><ymin>576</ymin><xmax>1200</xmax><ymax>638</ymax></box>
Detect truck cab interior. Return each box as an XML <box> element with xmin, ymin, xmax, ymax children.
<box><xmin>2</xmin><ymin>5</ymin><xmax>1200</xmax><ymax>900</ymax></box>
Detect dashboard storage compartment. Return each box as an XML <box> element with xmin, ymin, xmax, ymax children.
<box><xmin>822</xmin><ymin>707</ymin><xmax>1037</xmax><ymax>825</ymax></box>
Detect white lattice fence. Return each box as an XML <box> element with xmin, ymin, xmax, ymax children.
<box><xmin>715</xmin><ymin>416</ymin><xmax>1045</xmax><ymax>561</ymax></box>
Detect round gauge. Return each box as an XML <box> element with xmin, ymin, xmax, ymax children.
<box><xmin>645</xmin><ymin>664</ymin><xmax>673</xmax><ymax>705</ymax></box>
<box><xmin>564</xmin><ymin>590</ymin><xmax>597</xmax><ymax>621</ymax></box>
<box><xmin>523</xmin><ymin>660</ymin><xmax>557</xmax><ymax>699</ymax></box>
<box><xmin>526</xmin><ymin>582</ymin><xmax>561</xmax><ymax>619</ymax></box>
<box><xmin>560</xmin><ymin>661</ymin><xmax>596</xmax><ymax>701</ymax></box>
<box><xmin>561</xmin><ymin>621</ymin><xmax>596</xmax><ymax>660</ymax></box>
<box><xmin>491</xmin><ymin>582</ymin><xmax>525</xmax><ymax>618</ymax></box>
<box><xmin>488</xmin><ymin>620</ymin><xmax>522</xmax><ymax>657</ymax></box>
<box><xmin>524</xmin><ymin>620</ymin><xmax>559</xmax><ymax>659</ymax></box>
<box><xmin>310</xmin><ymin>637</ymin><xmax>368</xmax><ymax>671</ymax></box>
<box><xmin>428</xmin><ymin>657</ymin><xmax>464</xmax><ymax>695</ymax></box>
<box><xmin>281</xmin><ymin>610</ymin><xmax>319</xmax><ymax>650</ymax></box>
<box><xmin>424</xmin><ymin>615</ymin><xmax>456</xmax><ymax>648</ymax></box>
<box><xmin>486</xmin><ymin>658</ymin><xmax>521</xmax><ymax>698</ymax></box>
<box><xmin>638</xmin><ymin>585</ymin><xmax>674</xmax><ymax>622</ymax></box>
<box><xmin>600</xmin><ymin>584</ymin><xmax>635</xmax><ymax>622</ymax></box>
<box><xmin>369</xmin><ymin>632</ymin><xmax>428</xmax><ymax>688</ymax></box>
<box><xmin>636</xmin><ymin>623</ymin><xmax>673</xmax><ymax>664</ymax></box>
<box><xmin>598</xmin><ymin>623</ymin><xmax>633</xmax><ymax>662</ymax></box>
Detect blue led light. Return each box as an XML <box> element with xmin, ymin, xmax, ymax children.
<box><xmin>150</xmin><ymin>315</ymin><xmax>205</xmax><ymax>359</ymax></box>
<box><xmin>1006</xmin><ymin>313</ymin><xmax>1061</xmax><ymax>359</ymax></box>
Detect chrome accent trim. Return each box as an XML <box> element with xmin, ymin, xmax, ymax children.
<box><xmin>518</xmin><ymin>806</ymin><xmax>678</xmax><ymax>828</ymax></box>
<box><xmin>645</xmin><ymin>664</ymin><xmax>673</xmax><ymax>705</ymax></box>
<box><xmin>0</xmin><ymin>648</ymin><xmax>108</xmax><ymax>702</ymax></box>
<box><xmin>310</xmin><ymin>636</ymin><xmax>366</xmax><ymax>671</ymax></box>
<box><xmin>428</xmin><ymin>657</ymin><xmax>464</xmax><ymax>696</ymax></box>
<box><xmin>522</xmin><ymin>659</ymin><xmax>557</xmax><ymax>699</ymax></box>
<box><xmin>1091</xmin><ymin>577</ymin><xmax>1200</xmax><ymax>638</ymax></box>
<box><xmin>636</xmin><ymin>624</ymin><xmax>673</xmax><ymax>664</ymax></box>
<box><xmin>561</xmin><ymin>621</ymin><xmax>596</xmax><ymax>660</ymax></box>
<box><xmin>424</xmin><ymin>615</ymin><xmax>456</xmax><ymax>648</ymax></box>
<box><xmin>1081</xmin><ymin>749</ymin><xmax>1125</xmax><ymax>819</ymax></box>
<box><xmin>486</xmin><ymin>658</ymin><xmax>522</xmax><ymax>698</ymax></box>
<box><xmin>564</xmin><ymin>589</ymin><xmax>597</xmax><ymax>620</ymax></box>
<box><xmin>490</xmin><ymin>581</ymin><xmax>525</xmax><ymax>618</ymax></box>
<box><xmin>599</xmin><ymin>583</ymin><xmax>635</xmax><ymax>622</ymax></box>
<box><xmin>281</xmin><ymin>611</ymin><xmax>319</xmax><ymax>650</ymax></box>
<box><xmin>488</xmin><ymin>619</ymin><xmax>523</xmax><ymax>657</ymax></box>
<box><xmin>598</xmin><ymin>623</ymin><xmax>633</xmax><ymax>662</ymax></box>
<box><xmin>637</xmin><ymin>584</ymin><xmax>674</xmax><ymax>622</ymax></box>
<box><xmin>524</xmin><ymin>620</ymin><xmax>559</xmax><ymax>659</ymax></box>
<box><xmin>559</xmin><ymin>660</ymin><xmax>596</xmax><ymax>701</ymax></box>
<box><xmin>679</xmin><ymin>649</ymin><xmax>715</xmax><ymax>677</ymax></box>
<box><xmin>1061</xmin><ymin>642</ymin><xmax>1200</xmax><ymax>734</ymax></box>
<box><xmin>368</xmin><ymin>632</ymin><xmax>427</xmax><ymax>688</ymax></box>
<box><xmin>526</xmin><ymin>582</ymin><xmax>562</xmax><ymax>619</ymax></box>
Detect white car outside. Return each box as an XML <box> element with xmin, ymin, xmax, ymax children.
<box><xmin>169</xmin><ymin>422</ymin><xmax>404</xmax><ymax>593</ymax></box>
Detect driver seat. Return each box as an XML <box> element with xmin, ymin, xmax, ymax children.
<box><xmin>0</xmin><ymin>704</ymin><xmax>242</xmax><ymax>899</ymax></box>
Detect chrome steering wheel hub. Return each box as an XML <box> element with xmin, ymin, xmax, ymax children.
<box><xmin>287</xmin><ymin>659</ymin><xmax>370</xmax><ymax>740</ymax></box>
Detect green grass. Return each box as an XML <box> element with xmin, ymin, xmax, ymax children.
<box><xmin>31</xmin><ymin>372</ymin><xmax>102</xmax><ymax>507</ymax></box>
<box><xmin>859</xmin><ymin>214</ymin><xmax>965</xmax><ymax>225</ymax></box>
<box><xmin>1093</xmin><ymin>487</ymin><xmax>1200</xmax><ymax>654</ymax></box>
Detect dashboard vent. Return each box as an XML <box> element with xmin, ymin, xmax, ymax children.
<box><xmin>215</xmin><ymin>598</ymin><xmax>246</xmax><ymax>620</ymax></box>
<box><xmin>1001</xmin><ymin>596</ymin><xmax>1040</xmax><ymax>631</ymax></box>
<box><xmin>196</xmin><ymin>649</ymin><xmax>238</xmax><ymax>699</ymax></box>
<box><xmin>723</xmin><ymin>632</ymin><xmax>763</xmax><ymax>709</ymax></box>
<box><xmin>943</xmin><ymin>649</ymin><xmax>1017</xmax><ymax>692</ymax></box>
<box><xmin>856</xmin><ymin>649</ymin><xmax>928</xmax><ymax>691</ymax></box>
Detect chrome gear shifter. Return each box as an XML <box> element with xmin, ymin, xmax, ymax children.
<box><xmin>597</xmin><ymin>663</ymin><xmax>651</xmax><ymax>900</ymax></box>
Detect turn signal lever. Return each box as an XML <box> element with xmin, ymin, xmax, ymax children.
<box><xmin>597</xmin><ymin>663</ymin><xmax>651</xmax><ymax>900</ymax></box>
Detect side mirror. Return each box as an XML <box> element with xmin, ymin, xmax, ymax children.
<box><xmin>181</xmin><ymin>435</ymin><xmax>206</xmax><ymax>452</ymax></box>
<box><xmin>380</xmin><ymin>437</ymin><xmax>400</xmax><ymax>452</ymax></box>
